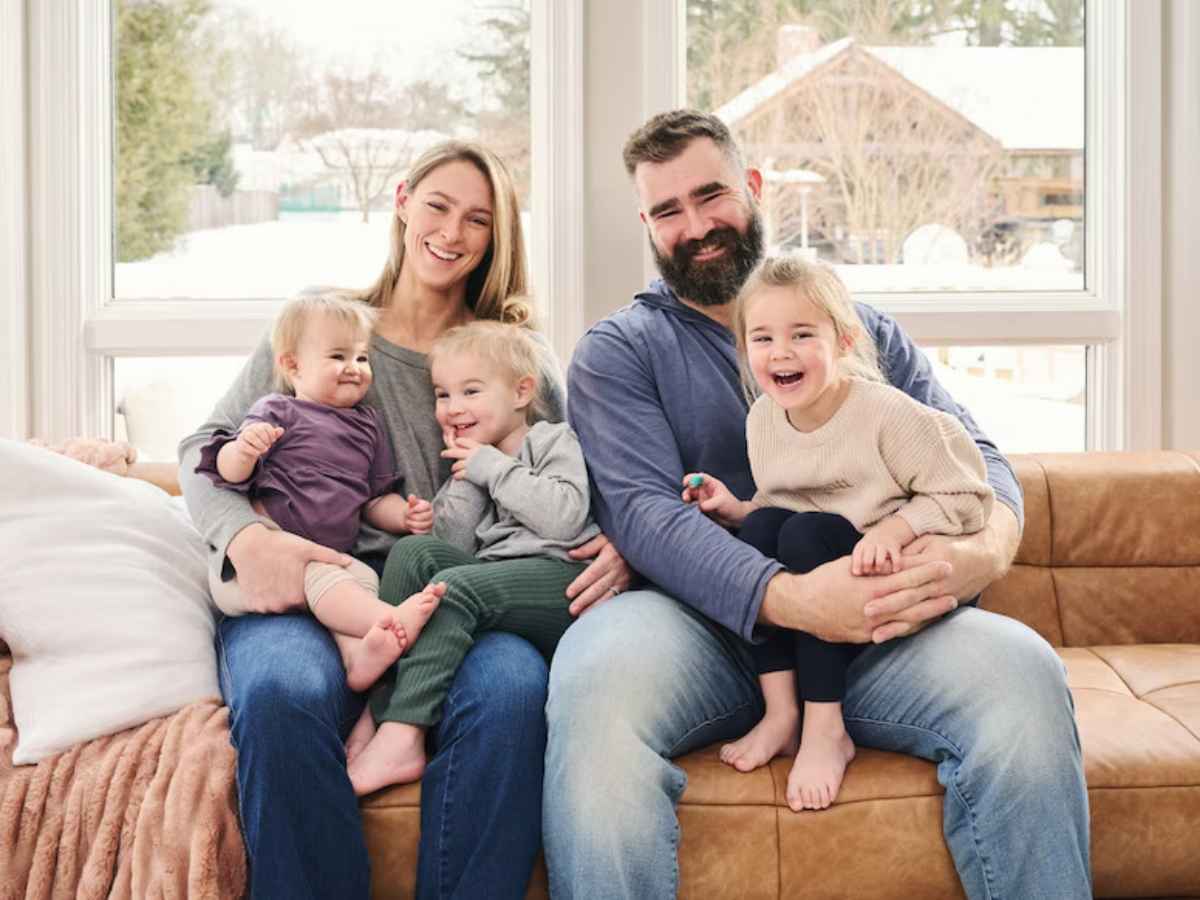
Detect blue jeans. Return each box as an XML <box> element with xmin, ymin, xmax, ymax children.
<box><xmin>544</xmin><ymin>590</ymin><xmax>1091</xmax><ymax>900</ymax></box>
<box><xmin>217</xmin><ymin>612</ymin><xmax>547</xmax><ymax>900</ymax></box>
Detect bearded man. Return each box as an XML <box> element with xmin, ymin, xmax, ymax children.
<box><xmin>543</xmin><ymin>109</ymin><xmax>1091</xmax><ymax>900</ymax></box>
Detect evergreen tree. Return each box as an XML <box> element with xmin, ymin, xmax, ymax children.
<box><xmin>115</xmin><ymin>0</ymin><xmax>217</xmax><ymax>261</ymax></box>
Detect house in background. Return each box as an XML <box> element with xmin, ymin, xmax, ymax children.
<box><xmin>717</xmin><ymin>26</ymin><xmax>1083</xmax><ymax>268</ymax></box>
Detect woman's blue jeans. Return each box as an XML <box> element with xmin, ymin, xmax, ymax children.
<box><xmin>217</xmin><ymin>611</ymin><xmax>548</xmax><ymax>900</ymax></box>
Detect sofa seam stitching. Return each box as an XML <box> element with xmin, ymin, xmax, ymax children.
<box><xmin>1039</xmin><ymin>458</ymin><xmax>1069</xmax><ymax>647</ymax></box>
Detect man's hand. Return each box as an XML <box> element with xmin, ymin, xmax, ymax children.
<box><xmin>565</xmin><ymin>533</ymin><xmax>635</xmax><ymax>616</ymax></box>
<box><xmin>760</xmin><ymin>555</ymin><xmax>956</xmax><ymax>645</ymax></box>
<box><xmin>226</xmin><ymin>523</ymin><xmax>353</xmax><ymax>614</ymax></box>
<box><xmin>898</xmin><ymin>503</ymin><xmax>1021</xmax><ymax>620</ymax></box>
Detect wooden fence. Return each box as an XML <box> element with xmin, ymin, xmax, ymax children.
<box><xmin>186</xmin><ymin>186</ymin><xmax>279</xmax><ymax>232</ymax></box>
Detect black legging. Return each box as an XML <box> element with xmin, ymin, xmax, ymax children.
<box><xmin>739</xmin><ymin>509</ymin><xmax>864</xmax><ymax>703</ymax></box>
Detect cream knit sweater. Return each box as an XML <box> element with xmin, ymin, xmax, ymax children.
<box><xmin>748</xmin><ymin>378</ymin><xmax>994</xmax><ymax>536</ymax></box>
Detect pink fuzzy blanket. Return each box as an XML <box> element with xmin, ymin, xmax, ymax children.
<box><xmin>0</xmin><ymin>650</ymin><xmax>247</xmax><ymax>899</ymax></box>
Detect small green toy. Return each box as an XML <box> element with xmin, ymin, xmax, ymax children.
<box><xmin>688</xmin><ymin>474</ymin><xmax>704</xmax><ymax>489</ymax></box>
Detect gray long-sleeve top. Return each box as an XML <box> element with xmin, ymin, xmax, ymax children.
<box><xmin>432</xmin><ymin>420</ymin><xmax>600</xmax><ymax>562</ymax></box>
<box><xmin>178</xmin><ymin>330</ymin><xmax>565</xmax><ymax>580</ymax></box>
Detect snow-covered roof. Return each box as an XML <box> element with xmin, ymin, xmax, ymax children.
<box><xmin>717</xmin><ymin>43</ymin><xmax>1084</xmax><ymax>152</ymax></box>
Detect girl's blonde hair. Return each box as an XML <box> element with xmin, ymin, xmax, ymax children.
<box><xmin>357</xmin><ymin>141</ymin><xmax>533</xmax><ymax>326</ymax></box>
<box><xmin>428</xmin><ymin>318</ymin><xmax>549</xmax><ymax>424</ymax></box>
<box><xmin>270</xmin><ymin>292</ymin><xmax>378</xmax><ymax>393</ymax></box>
<box><xmin>732</xmin><ymin>255</ymin><xmax>884</xmax><ymax>402</ymax></box>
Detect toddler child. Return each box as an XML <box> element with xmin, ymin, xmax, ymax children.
<box><xmin>683</xmin><ymin>255</ymin><xmax>994</xmax><ymax>812</ymax></box>
<box><xmin>345</xmin><ymin>319</ymin><xmax>600</xmax><ymax>796</ymax></box>
<box><xmin>197</xmin><ymin>293</ymin><xmax>443</xmax><ymax>693</ymax></box>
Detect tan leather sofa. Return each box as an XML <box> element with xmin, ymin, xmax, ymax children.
<box><xmin>362</xmin><ymin>452</ymin><xmax>1200</xmax><ymax>899</ymax></box>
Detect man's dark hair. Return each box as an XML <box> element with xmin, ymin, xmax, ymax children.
<box><xmin>622</xmin><ymin>109</ymin><xmax>746</xmax><ymax>177</ymax></box>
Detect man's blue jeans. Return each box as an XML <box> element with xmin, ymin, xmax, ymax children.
<box><xmin>544</xmin><ymin>590</ymin><xmax>1092</xmax><ymax>900</ymax></box>
<box><xmin>217</xmin><ymin>612</ymin><xmax>547</xmax><ymax>899</ymax></box>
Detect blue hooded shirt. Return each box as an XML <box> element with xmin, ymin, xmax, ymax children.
<box><xmin>567</xmin><ymin>279</ymin><xmax>1023</xmax><ymax>642</ymax></box>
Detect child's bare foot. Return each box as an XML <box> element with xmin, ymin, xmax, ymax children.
<box><xmin>785</xmin><ymin>704</ymin><xmax>856</xmax><ymax>811</ymax></box>
<box><xmin>348</xmin><ymin>722</ymin><xmax>427</xmax><ymax>796</ymax></box>
<box><xmin>345</xmin><ymin>705</ymin><xmax>377</xmax><ymax>764</ymax></box>
<box><xmin>719</xmin><ymin>708</ymin><xmax>800</xmax><ymax>773</ymax></box>
<box><xmin>391</xmin><ymin>582</ymin><xmax>444</xmax><ymax>648</ymax></box>
<box><xmin>345</xmin><ymin>618</ymin><xmax>408</xmax><ymax>692</ymax></box>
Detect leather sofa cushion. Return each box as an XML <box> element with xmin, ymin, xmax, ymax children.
<box><xmin>361</xmin><ymin>645</ymin><xmax>1200</xmax><ymax>899</ymax></box>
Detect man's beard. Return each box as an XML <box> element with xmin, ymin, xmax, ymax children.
<box><xmin>650</xmin><ymin>209</ymin><xmax>765</xmax><ymax>308</ymax></box>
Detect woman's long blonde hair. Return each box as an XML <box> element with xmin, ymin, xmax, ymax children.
<box><xmin>732</xmin><ymin>255</ymin><xmax>883</xmax><ymax>403</ymax></box>
<box><xmin>358</xmin><ymin>141</ymin><xmax>533</xmax><ymax>326</ymax></box>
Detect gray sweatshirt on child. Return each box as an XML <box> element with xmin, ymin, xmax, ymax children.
<box><xmin>178</xmin><ymin>332</ymin><xmax>565</xmax><ymax>581</ymax></box>
<box><xmin>433</xmin><ymin>420</ymin><xmax>600</xmax><ymax>562</ymax></box>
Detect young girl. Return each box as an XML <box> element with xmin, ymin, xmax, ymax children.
<box><xmin>683</xmin><ymin>255</ymin><xmax>994</xmax><ymax>812</ymax></box>
<box><xmin>345</xmin><ymin>319</ymin><xmax>600</xmax><ymax>796</ymax></box>
<box><xmin>197</xmin><ymin>293</ymin><xmax>444</xmax><ymax>693</ymax></box>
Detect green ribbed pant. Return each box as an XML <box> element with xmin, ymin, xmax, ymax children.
<box><xmin>370</xmin><ymin>534</ymin><xmax>584</xmax><ymax>727</ymax></box>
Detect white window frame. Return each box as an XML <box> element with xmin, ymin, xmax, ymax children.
<box><xmin>629</xmin><ymin>0</ymin><xmax>1160</xmax><ymax>452</ymax></box>
<box><xmin>12</xmin><ymin>0</ymin><xmax>1162</xmax><ymax>453</ymax></box>
<box><xmin>19</xmin><ymin>0</ymin><xmax>583</xmax><ymax>443</ymax></box>
<box><xmin>0</xmin><ymin>0</ymin><xmax>29</xmax><ymax>440</ymax></box>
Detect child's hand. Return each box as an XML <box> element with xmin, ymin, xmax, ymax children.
<box><xmin>404</xmin><ymin>494</ymin><xmax>433</xmax><ymax>534</ymax></box>
<box><xmin>441</xmin><ymin>432</ymin><xmax>485</xmax><ymax>480</ymax></box>
<box><xmin>852</xmin><ymin>516</ymin><xmax>917</xmax><ymax>575</ymax></box>
<box><xmin>235</xmin><ymin>422</ymin><xmax>284</xmax><ymax>459</ymax></box>
<box><xmin>680</xmin><ymin>472</ymin><xmax>752</xmax><ymax>528</ymax></box>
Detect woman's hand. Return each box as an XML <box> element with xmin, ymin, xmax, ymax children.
<box><xmin>565</xmin><ymin>533</ymin><xmax>635</xmax><ymax>617</ymax></box>
<box><xmin>681</xmin><ymin>472</ymin><xmax>755</xmax><ymax>528</ymax></box>
<box><xmin>441</xmin><ymin>430</ymin><xmax>486</xmax><ymax>480</ymax></box>
<box><xmin>225</xmin><ymin>523</ymin><xmax>354</xmax><ymax>614</ymax></box>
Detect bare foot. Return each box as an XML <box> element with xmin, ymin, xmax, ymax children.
<box><xmin>345</xmin><ymin>706</ymin><xmax>377</xmax><ymax>765</ymax></box>
<box><xmin>785</xmin><ymin>704</ymin><xmax>856</xmax><ymax>812</ymax></box>
<box><xmin>719</xmin><ymin>708</ymin><xmax>800</xmax><ymax>773</ymax></box>
<box><xmin>391</xmin><ymin>582</ymin><xmax>444</xmax><ymax>648</ymax></box>
<box><xmin>348</xmin><ymin>722</ymin><xmax>428</xmax><ymax>796</ymax></box>
<box><xmin>344</xmin><ymin>618</ymin><xmax>408</xmax><ymax>692</ymax></box>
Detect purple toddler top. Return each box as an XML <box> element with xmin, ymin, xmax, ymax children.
<box><xmin>196</xmin><ymin>393</ymin><xmax>398</xmax><ymax>552</ymax></box>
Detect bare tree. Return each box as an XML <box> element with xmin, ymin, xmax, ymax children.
<box><xmin>736</xmin><ymin>45</ymin><xmax>1005</xmax><ymax>264</ymax></box>
<box><xmin>307</xmin><ymin>128</ymin><xmax>445</xmax><ymax>223</ymax></box>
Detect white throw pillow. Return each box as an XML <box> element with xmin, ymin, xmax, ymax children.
<box><xmin>0</xmin><ymin>439</ymin><xmax>218</xmax><ymax>764</ymax></box>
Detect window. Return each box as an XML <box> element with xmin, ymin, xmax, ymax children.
<box><xmin>673</xmin><ymin>0</ymin><xmax>1139</xmax><ymax>453</ymax></box>
<box><xmin>18</xmin><ymin>0</ymin><xmax>1157</xmax><ymax>454</ymax></box>
<box><xmin>114</xmin><ymin>0</ymin><xmax>531</xmax><ymax>302</ymax></box>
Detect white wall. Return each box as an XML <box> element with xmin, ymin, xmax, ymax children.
<box><xmin>1163</xmin><ymin>0</ymin><xmax>1200</xmax><ymax>449</ymax></box>
<box><xmin>0</xmin><ymin>0</ymin><xmax>28</xmax><ymax>440</ymax></box>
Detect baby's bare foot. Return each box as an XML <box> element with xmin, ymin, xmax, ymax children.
<box><xmin>785</xmin><ymin>712</ymin><xmax>856</xmax><ymax>812</ymax></box>
<box><xmin>719</xmin><ymin>708</ymin><xmax>800</xmax><ymax>773</ymax></box>
<box><xmin>348</xmin><ymin>722</ymin><xmax>427</xmax><ymax>796</ymax></box>
<box><xmin>391</xmin><ymin>583</ymin><xmax>443</xmax><ymax>649</ymax></box>
<box><xmin>345</xmin><ymin>705</ymin><xmax>377</xmax><ymax>764</ymax></box>
<box><xmin>345</xmin><ymin>618</ymin><xmax>408</xmax><ymax>692</ymax></box>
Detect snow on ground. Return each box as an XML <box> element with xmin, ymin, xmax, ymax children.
<box><xmin>114</xmin><ymin>212</ymin><xmax>1085</xmax><ymax>459</ymax></box>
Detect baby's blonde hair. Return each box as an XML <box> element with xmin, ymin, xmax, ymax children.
<box><xmin>270</xmin><ymin>292</ymin><xmax>378</xmax><ymax>393</ymax></box>
<box><xmin>732</xmin><ymin>255</ymin><xmax>883</xmax><ymax>402</ymax></box>
<box><xmin>428</xmin><ymin>317</ymin><xmax>549</xmax><ymax>424</ymax></box>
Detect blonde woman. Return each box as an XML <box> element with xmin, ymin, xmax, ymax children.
<box><xmin>180</xmin><ymin>142</ymin><xmax>631</xmax><ymax>900</ymax></box>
